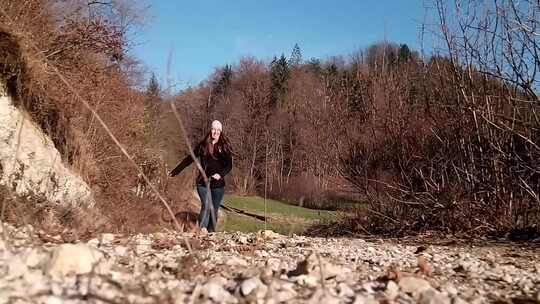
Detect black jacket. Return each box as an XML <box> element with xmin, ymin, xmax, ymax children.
<box><xmin>169</xmin><ymin>144</ymin><xmax>232</xmax><ymax>189</ymax></box>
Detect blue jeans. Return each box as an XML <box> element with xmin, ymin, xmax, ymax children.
<box><xmin>196</xmin><ymin>186</ymin><xmax>225</xmax><ymax>232</ymax></box>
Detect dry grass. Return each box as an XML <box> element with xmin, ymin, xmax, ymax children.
<box><xmin>0</xmin><ymin>0</ymin><xmax>198</xmax><ymax>236</ymax></box>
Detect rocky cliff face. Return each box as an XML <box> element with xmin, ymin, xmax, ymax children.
<box><xmin>0</xmin><ymin>81</ymin><xmax>93</xmax><ymax>208</ymax></box>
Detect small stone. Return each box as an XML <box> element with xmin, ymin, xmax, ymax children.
<box><xmin>171</xmin><ymin>288</ymin><xmax>188</xmax><ymax>304</ymax></box>
<box><xmin>201</xmin><ymin>280</ymin><xmax>236</xmax><ymax>303</ymax></box>
<box><xmin>24</xmin><ymin>248</ymin><xmax>47</xmax><ymax>268</ymax></box>
<box><xmin>226</xmin><ymin>256</ymin><xmax>248</xmax><ymax>267</ymax></box>
<box><xmin>353</xmin><ymin>294</ymin><xmax>378</xmax><ymax>304</ymax></box>
<box><xmin>101</xmin><ymin>233</ymin><xmax>115</xmax><ymax>244</ymax></box>
<box><xmin>443</xmin><ymin>284</ymin><xmax>458</xmax><ymax>296</ymax></box>
<box><xmin>114</xmin><ymin>245</ymin><xmax>129</xmax><ymax>256</ymax></box>
<box><xmin>265</xmin><ymin>258</ymin><xmax>282</xmax><ymax>272</ymax></box>
<box><xmin>77</xmin><ymin>276</ymin><xmax>89</xmax><ymax>296</ymax></box>
<box><xmin>87</xmin><ymin>238</ymin><xmax>100</xmax><ymax>248</ymax></box>
<box><xmin>240</xmin><ymin>277</ymin><xmax>261</xmax><ymax>296</ymax></box>
<box><xmin>51</xmin><ymin>282</ymin><xmax>63</xmax><ymax>296</ymax></box>
<box><xmin>135</xmin><ymin>239</ymin><xmax>152</xmax><ymax>255</ymax></box>
<box><xmin>399</xmin><ymin>277</ymin><xmax>432</xmax><ymax>295</ymax></box>
<box><xmin>288</xmin><ymin>252</ymin><xmax>349</xmax><ymax>280</ymax></box>
<box><xmin>297</xmin><ymin>274</ymin><xmax>319</xmax><ymax>287</ymax></box>
<box><xmin>260</xmin><ymin>230</ymin><xmax>281</xmax><ymax>239</ymax></box>
<box><xmin>25</xmin><ymin>271</ymin><xmax>48</xmax><ymax>295</ymax></box>
<box><xmin>361</xmin><ymin>282</ymin><xmax>376</xmax><ymax>293</ymax></box>
<box><xmin>46</xmin><ymin>243</ymin><xmax>103</xmax><ymax>279</ymax></box>
<box><xmin>385</xmin><ymin>280</ymin><xmax>400</xmax><ymax>300</ymax></box>
<box><xmin>470</xmin><ymin>296</ymin><xmax>487</xmax><ymax>304</ymax></box>
<box><xmin>419</xmin><ymin>289</ymin><xmax>451</xmax><ymax>304</ymax></box>
<box><xmin>237</xmin><ymin>235</ymin><xmax>248</xmax><ymax>244</ymax></box>
<box><xmin>308</xmin><ymin>289</ymin><xmax>340</xmax><ymax>304</ymax></box>
<box><xmin>6</xmin><ymin>256</ymin><xmax>27</xmax><ymax>280</ymax></box>
<box><xmin>502</xmin><ymin>274</ymin><xmax>513</xmax><ymax>283</ymax></box>
<box><xmin>240</xmin><ymin>277</ymin><xmax>267</xmax><ymax>299</ymax></box>
<box><xmin>275</xmin><ymin>284</ymin><xmax>297</xmax><ymax>302</ymax></box>
<box><xmin>452</xmin><ymin>297</ymin><xmax>469</xmax><ymax>304</ymax></box>
<box><xmin>337</xmin><ymin>282</ymin><xmax>355</xmax><ymax>298</ymax></box>
<box><xmin>42</xmin><ymin>296</ymin><xmax>64</xmax><ymax>304</ymax></box>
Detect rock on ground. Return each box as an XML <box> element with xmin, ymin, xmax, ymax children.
<box><xmin>0</xmin><ymin>222</ymin><xmax>538</xmax><ymax>303</ymax></box>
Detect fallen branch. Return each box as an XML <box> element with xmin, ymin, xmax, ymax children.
<box><xmin>221</xmin><ymin>203</ymin><xmax>268</xmax><ymax>221</ymax></box>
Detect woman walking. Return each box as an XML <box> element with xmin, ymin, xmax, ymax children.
<box><xmin>168</xmin><ymin>120</ymin><xmax>233</xmax><ymax>232</ymax></box>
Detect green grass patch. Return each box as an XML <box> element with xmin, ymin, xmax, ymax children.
<box><xmin>220</xmin><ymin>195</ymin><xmax>335</xmax><ymax>234</ymax></box>
<box><xmin>224</xmin><ymin>195</ymin><xmax>334</xmax><ymax>220</ymax></box>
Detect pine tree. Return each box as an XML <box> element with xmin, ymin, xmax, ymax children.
<box><xmin>288</xmin><ymin>43</ymin><xmax>302</xmax><ymax>67</ymax></box>
<box><xmin>146</xmin><ymin>73</ymin><xmax>160</xmax><ymax>99</ymax></box>
<box><xmin>398</xmin><ymin>44</ymin><xmax>412</xmax><ymax>63</ymax></box>
<box><xmin>269</xmin><ymin>54</ymin><xmax>290</xmax><ymax>109</ymax></box>
<box><xmin>213</xmin><ymin>64</ymin><xmax>233</xmax><ymax>97</ymax></box>
<box><xmin>144</xmin><ymin>73</ymin><xmax>161</xmax><ymax>139</ymax></box>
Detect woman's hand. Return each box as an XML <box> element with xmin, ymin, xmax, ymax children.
<box><xmin>211</xmin><ymin>173</ymin><xmax>221</xmax><ymax>180</ymax></box>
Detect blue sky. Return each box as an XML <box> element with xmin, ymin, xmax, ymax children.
<box><xmin>131</xmin><ymin>1</ymin><xmax>427</xmax><ymax>90</ymax></box>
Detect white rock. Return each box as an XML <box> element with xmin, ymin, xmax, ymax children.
<box><xmin>237</xmin><ymin>235</ymin><xmax>248</xmax><ymax>244</ymax></box>
<box><xmin>0</xmin><ymin>83</ymin><xmax>94</xmax><ymax>207</ymax></box>
<box><xmin>201</xmin><ymin>281</ymin><xmax>236</xmax><ymax>303</ymax></box>
<box><xmin>289</xmin><ymin>252</ymin><xmax>349</xmax><ymax>281</ymax></box>
<box><xmin>353</xmin><ymin>294</ymin><xmax>379</xmax><ymax>304</ymax></box>
<box><xmin>101</xmin><ymin>233</ymin><xmax>115</xmax><ymax>245</ymax></box>
<box><xmin>240</xmin><ymin>277</ymin><xmax>262</xmax><ymax>296</ymax></box>
<box><xmin>226</xmin><ymin>256</ymin><xmax>248</xmax><ymax>267</ymax></box>
<box><xmin>51</xmin><ymin>282</ymin><xmax>63</xmax><ymax>296</ymax></box>
<box><xmin>6</xmin><ymin>255</ymin><xmax>27</xmax><ymax>280</ymax></box>
<box><xmin>308</xmin><ymin>289</ymin><xmax>340</xmax><ymax>304</ymax></box>
<box><xmin>275</xmin><ymin>284</ymin><xmax>297</xmax><ymax>302</ymax></box>
<box><xmin>452</xmin><ymin>297</ymin><xmax>469</xmax><ymax>304</ymax></box>
<box><xmin>295</xmin><ymin>274</ymin><xmax>319</xmax><ymax>288</ymax></box>
<box><xmin>24</xmin><ymin>270</ymin><xmax>49</xmax><ymax>294</ymax></box>
<box><xmin>265</xmin><ymin>258</ymin><xmax>282</xmax><ymax>272</ymax></box>
<box><xmin>398</xmin><ymin>277</ymin><xmax>432</xmax><ymax>295</ymax></box>
<box><xmin>135</xmin><ymin>239</ymin><xmax>152</xmax><ymax>255</ymax></box>
<box><xmin>94</xmin><ymin>259</ymin><xmax>112</xmax><ymax>275</ymax></box>
<box><xmin>77</xmin><ymin>276</ymin><xmax>89</xmax><ymax>296</ymax></box>
<box><xmin>419</xmin><ymin>289</ymin><xmax>452</xmax><ymax>304</ymax></box>
<box><xmin>114</xmin><ymin>245</ymin><xmax>129</xmax><ymax>256</ymax></box>
<box><xmin>470</xmin><ymin>296</ymin><xmax>487</xmax><ymax>304</ymax></box>
<box><xmin>337</xmin><ymin>282</ymin><xmax>355</xmax><ymax>298</ymax></box>
<box><xmin>87</xmin><ymin>238</ymin><xmax>100</xmax><ymax>248</ymax></box>
<box><xmin>24</xmin><ymin>248</ymin><xmax>48</xmax><ymax>268</ymax></box>
<box><xmin>171</xmin><ymin>288</ymin><xmax>188</xmax><ymax>304</ymax></box>
<box><xmin>42</xmin><ymin>296</ymin><xmax>64</xmax><ymax>304</ymax></box>
<box><xmin>240</xmin><ymin>277</ymin><xmax>267</xmax><ymax>299</ymax></box>
<box><xmin>46</xmin><ymin>243</ymin><xmax>103</xmax><ymax>279</ymax></box>
<box><xmin>385</xmin><ymin>280</ymin><xmax>400</xmax><ymax>300</ymax></box>
<box><xmin>502</xmin><ymin>274</ymin><xmax>513</xmax><ymax>283</ymax></box>
<box><xmin>111</xmin><ymin>271</ymin><xmax>132</xmax><ymax>284</ymax></box>
<box><xmin>260</xmin><ymin>230</ymin><xmax>281</xmax><ymax>239</ymax></box>
<box><xmin>442</xmin><ymin>283</ymin><xmax>458</xmax><ymax>296</ymax></box>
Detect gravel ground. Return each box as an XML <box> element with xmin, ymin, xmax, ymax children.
<box><xmin>0</xmin><ymin>221</ymin><xmax>539</xmax><ymax>304</ymax></box>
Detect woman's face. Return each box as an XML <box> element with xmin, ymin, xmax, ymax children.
<box><xmin>211</xmin><ymin>128</ymin><xmax>221</xmax><ymax>141</ymax></box>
